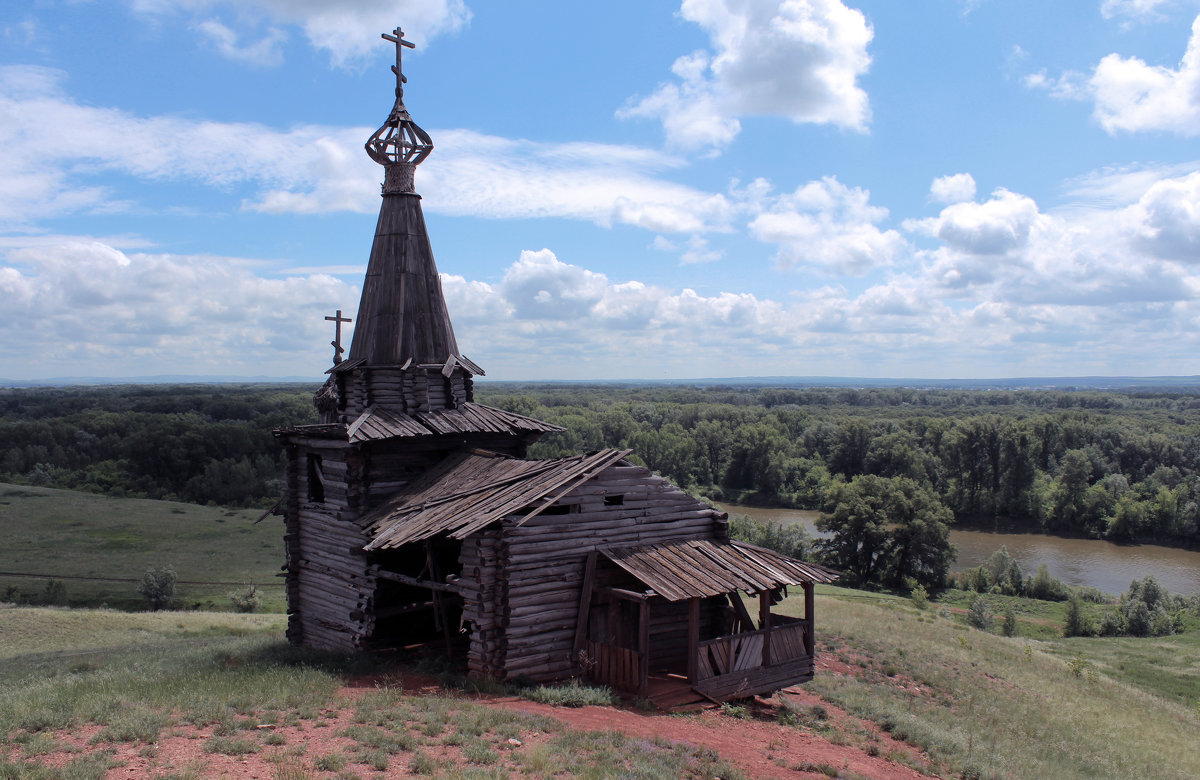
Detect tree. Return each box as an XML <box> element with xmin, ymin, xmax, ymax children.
<box><xmin>816</xmin><ymin>475</ymin><xmax>955</xmax><ymax>590</ymax></box>
<box><xmin>137</xmin><ymin>566</ymin><xmax>177</xmax><ymax>611</ymax></box>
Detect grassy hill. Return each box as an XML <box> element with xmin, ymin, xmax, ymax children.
<box><xmin>793</xmin><ymin>586</ymin><xmax>1200</xmax><ymax>779</ymax></box>
<box><xmin>0</xmin><ymin>484</ymin><xmax>285</xmax><ymax>611</ymax></box>
<box><xmin>0</xmin><ymin>596</ymin><xmax>1197</xmax><ymax>778</ymax></box>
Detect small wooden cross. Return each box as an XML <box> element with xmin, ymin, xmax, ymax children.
<box><xmin>382</xmin><ymin>26</ymin><xmax>415</xmax><ymax>98</ymax></box>
<box><xmin>325</xmin><ymin>309</ymin><xmax>352</xmax><ymax>365</ymax></box>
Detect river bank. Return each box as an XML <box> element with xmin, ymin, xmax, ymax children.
<box><xmin>722</xmin><ymin>503</ymin><xmax>1200</xmax><ymax>596</ymax></box>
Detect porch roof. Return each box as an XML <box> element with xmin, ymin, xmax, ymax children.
<box><xmin>602</xmin><ymin>539</ymin><xmax>839</xmax><ymax>602</ymax></box>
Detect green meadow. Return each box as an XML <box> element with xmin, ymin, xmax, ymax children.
<box><xmin>789</xmin><ymin>585</ymin><xmax>1200</xmax><ymax>779</ymax></box>
<box><xmin>0</xmin><ymin>484</ymin><xmax>285</xmax><ymax>611</ymax></box>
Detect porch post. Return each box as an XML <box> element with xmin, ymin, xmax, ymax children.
<box><xmin>687</xmin><ymin>597</ymin><xmax>699</xmax><ymax>684</ymax></box>
<box><xmin>638</xmin><ymin>599</ymin><xmax>650</xmax><ymax>698</ymax></box>
<box><xmin>759</xmin><ymin>590</ymin><xmax>772</xmax><ymax>667</ymax></box>
<box><xmin>803</xmin><ymin>581</ymin><xmax>815</xmax><ymax>657</ymax></box>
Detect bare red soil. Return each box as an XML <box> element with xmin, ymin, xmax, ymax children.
<box><xmin>4</xmin><ymin>664</ymin><xmax>936</xmax><ymax>779</ymax></box>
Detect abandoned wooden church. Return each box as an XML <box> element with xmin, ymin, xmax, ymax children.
<box><xmin>274</xmin><ymin>27</ymin><xmax>838</xmax><ymax>703</ymax></box>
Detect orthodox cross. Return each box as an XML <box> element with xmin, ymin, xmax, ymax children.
<box><xmin>382</xmin><ymin>27</ymin><xmax>415</xmax><ymax>103</ymax></box>
<box><xmin>325</xmin><ymin>310</ymin><xmax>352</xmax><ymax>365</ymax></box>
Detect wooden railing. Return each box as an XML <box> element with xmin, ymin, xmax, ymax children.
<box><xmin>695</xmin><ymin>617</ymin><xmax>811</xmax><ymax>682</ymax></box>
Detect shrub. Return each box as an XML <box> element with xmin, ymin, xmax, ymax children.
<box><xmin>1063</xmin><ymin>594</ymin><xmax>1092</xmax><ymax>637</ymax></box>
<box><xmin>136</xmin><ymin>566</ymin><xmax>177</xmax><ymax>611</ymax></box>
<box><xmin>967</xmin><ymin>596</ymin><xmax>993</xmax><ymax>631</ymax></box>
<box><xmin>1028</xmin><ymin>564</ymin><xmax>1069</xmax><ymax>601</ymax></box>
<box><xmin>910</xmin><ymin>584</ymin><xmax>928</xmax><ymax>610</ymax></box>
<box><xmin>228</xmin><ymin>584</ymin><xmax>260</xmax><ymax>613</ymax></box>
<box><xmin>1001</xmin><ymin>607</ymin><xmax>1017</xmax><ymax>637</ymax></box>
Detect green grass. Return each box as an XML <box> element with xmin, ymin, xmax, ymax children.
<box><xmin>781</xmin><ymin>586</ymin><xmax>1200</xmax><ymax>779</ymax></box>
<box><xmin>0</xmin><ymin>483</ymin><xmax>285</xmax><ymax>611</ymax></box>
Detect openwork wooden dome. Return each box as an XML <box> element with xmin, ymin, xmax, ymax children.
<box><xmin>365</xmin><ymin>27</ymin><xmax>434</xmax><ymax>195</ymax></box>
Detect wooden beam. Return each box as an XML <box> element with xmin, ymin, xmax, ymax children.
<box><xmin>638</xmin><ymin>599</ymin><xmax>650</xmax><ymax>699</ymax></box>
<box><xmin>374</xmin><ymin>569</ymin><xmax>460</xmax><ymax>593</ymax></box>
<box><xmin>803</xmin><ymin>582</ymin><xmax>815</xmax><ymax>657</ymax></box>
<box><xmin>759</xmin><ymin>590</ymin><xmax>772</xmax><ymax>668</ymax></box>
<box><xmin>687</xmin><ymin>597</ymin><xmax>700</xmax><ymax>685</ymax></box>
<box><xmin>596</xmin><ymin>586</ymin><xmax>650</xmax><ymax>603</ymax></box>
<box><xmin>573</xmin><ymin>550</ymin><xmax>598</xmax><ymax>663</ymax></box>
<box><xmin>729</xmin><ymin>591</ymin><xmax>754</xmax><ymax>633</ymax></box>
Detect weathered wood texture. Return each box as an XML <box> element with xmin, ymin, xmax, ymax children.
<box><xmin>282</xmin><ymin>447</ymin><xmax>376</xmax><ymax>651</ymax></box>
<box><xmin>459</xmin><ymin>462</ymin><xmax>726</xmax><ymax>683</ymax></box>
<box><xmin>348</xmin><ymin>194</ymin><xmax>458</xmax><ymax>368</ymax></box>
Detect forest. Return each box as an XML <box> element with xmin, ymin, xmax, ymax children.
<box><xmin>3</xmin><ymin>382</ymin><xmax>1200</xmax><ymax>554</ymax></box>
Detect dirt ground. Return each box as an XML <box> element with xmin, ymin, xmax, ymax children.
<box><xmin>5</xmin><ymin>659</ymin><xmax>936</xmax><ymax>779</ymax></box>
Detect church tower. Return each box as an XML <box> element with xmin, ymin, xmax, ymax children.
<box><xmin>275</xmin><ymin>28</ymin><xmax>559</xmax><ymax>651</ymax></box>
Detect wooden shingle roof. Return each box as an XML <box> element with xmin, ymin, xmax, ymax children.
<box><xmin>602</xmin><ymin>539</ymin><xmax>840</xmax><ymax>601</ymax></box>
<box><xmin>276</xmin><ymin>402</ymin><xmax>563</xmax><ymax>443</ymax></box>
<box><xmin>360</xmin><ymin>448</ymin><xmax>631</xmax><ymax>550</ymax></box>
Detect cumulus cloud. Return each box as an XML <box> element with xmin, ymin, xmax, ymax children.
<box><xmin>1028</xmin><ymin>14</ymin><xmax>1200</xmax><ymax>136</ymax></box>
<box><xmin>929</xmin><ymin>173</ymin><xmax>977</xmax><ymax>205</ymax></box>
<box><xmin>620</xmin><ymin>0</ymin><xmax>872</xmax><ymax>153</ymax></box>
<box><xmin>128</xmin><ymin>0</ymin><xmax>470</xmax><ymax>67</ymax></box>
<box><xmin>749</xmin><ymin>176</ymin><xmax>905</xmax><ymax>274</ymax></box>
<box><xmin>0</xmin><ymin>240</ymin><xmax>357</xmax><ymax>376</ymax></box>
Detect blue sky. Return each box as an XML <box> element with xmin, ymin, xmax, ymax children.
<box><xmin>3</xmin><ymin>0</ymin><xmax>1200</xmax><ymax>381</ymax></box>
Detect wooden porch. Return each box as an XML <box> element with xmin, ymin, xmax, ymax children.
<box><xmin>577</xmin><ymin>541</ymin><xmax>823</xmax><ymax>703</ymax></box>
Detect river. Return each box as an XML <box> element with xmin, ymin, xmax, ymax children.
<box><xmin>722</xmin><ymin>504</ymin><xmax>1200</xmax><ymax>596</ymax></box>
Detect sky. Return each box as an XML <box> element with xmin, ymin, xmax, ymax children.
<box><xmin>3</xmin><ymin>0</ymin><xmax>1200</xmax><ymax>382</ymax></box>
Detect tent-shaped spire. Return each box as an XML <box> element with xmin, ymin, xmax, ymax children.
<box><xmin>348</xmin><ymin>27</ymin><xmax>460</xmax><ymax>367</ymax></box>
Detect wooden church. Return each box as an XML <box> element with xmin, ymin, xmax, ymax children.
<box><xmin>274</xmin><ymin>27</ymin><xmax>837</xmax><ymax>703</ymax></box>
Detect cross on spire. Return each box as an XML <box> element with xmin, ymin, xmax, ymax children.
<box><xmin>365</xmin><ymin>24</ymin><xmax>434</xmax><ymax>190</ymax></box>
<box><xmin>325</xmin><ymin>309</ymin><xmax>352</xmax><ymax>365</ymax></box>
<box><xmin>381</xmin><ymin>27</ymin><xmax>415</xmax><ymax>104</ymax></box>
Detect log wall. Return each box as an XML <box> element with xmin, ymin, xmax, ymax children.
<box><xmin>283</xmin><ymin>441</ymin><xmax>375</xmax><ymax>652</ymax></box>
<box><xmin>464</xmin><ymin>463</ymin><xmax>726</xmax><ymax>683</ymax></box>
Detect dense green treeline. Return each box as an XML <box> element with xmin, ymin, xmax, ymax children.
<box><xmin>4</xmin><ymin>382</ymin><xmax>1200</xmax><ymax>549</ymax></box>
<box><xmin>0</xmin><ymin>384</ymin><xmax>316</xmax><ymax>506</ymax></box>
<box><xmin>486</xmin><ymin>384</ymin><xmax>1200</xmax><ymax>548</ymax></box>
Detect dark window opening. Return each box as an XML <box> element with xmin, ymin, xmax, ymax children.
<box><xmin>604</xmin><ymin>494</ymin><xmax>625</xmax><ymax>506</ymax></box>
<box><xmin>306</xmin><ymin>453</ymin><xmax>325</xmax><ymax>502</ymax></box>
<box><xmin>541</xmin><ymin>504</ymin><xmax>572</xmax><ymax>515</ymax></box>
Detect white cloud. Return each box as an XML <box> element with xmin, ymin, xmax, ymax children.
<box><xmin>620</xmin><ymin>0</ymin><xmax>872</xmax><ymax>153</ymax></box>
<box><xmin>1091</xmin><ymin>16</ymin><xmax>1200</xmax><ymax>134</ymax></box>
<box><xmin>193</xmin><ymin>19</ymin><xmax>287</xmax><ymax>67</ymax></box>
<box><xmin>911</xmin><ymin>188</ymin><xmax>1043</xmax><ymax>256</ymax></box>
<box><xmin>128</xmin><ymin>0</ymin><xmax>471</xmax><ymax>67</ymax></box>
<box><xmin>1124</xmin><ymin>169</ymin><xmax>1200</xmax><ymax>260</ymax></box>
<box><xmin>749</xmin><ymin>176</ymin><xmax>905</xmax><ymax>274</ymax></box>
<box><xmin>1100</xmin><ymin>0</ymin><xmax>1177</xmax><ymax>22</ymax></box>
<box><xmin>1028</xmin><ymin>14</ymin><xmax>1200</xmax><ymax>136</ymax></box>
<box><xmin>0</xmin><ymin>241</ymin><xmax>357</xmax><ymax>376</ymax></box>
<box><xmin>0</xmin><ymin>68</ymin><xmax>737</xmax><ymax>236</ymax></box>
<box><xmin>929</xmin><ymin>173</ymin><xmax>977</xmax><ymax>205</ymax></box>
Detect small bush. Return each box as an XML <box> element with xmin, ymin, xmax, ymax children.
<box><xmin>137</xmin><ymin>566</ymin><xmax>177</xmax><ymax>611</ymax></box>
<box><xmin>1028</xmin><ymin>564</ymin><xmax>1069</xmax><ymax>601</ymax></box>
<box><xmin>967</xmin><ymin>596</ymin><xmax>993</xmax><ymax>631</ymax></box>
<box><xmin>1001</xmin><ymin>607</ymin><xmax>1017</xmax><ymax>637</ymax></box>
<box><xmin>228</xmin><ymin>584</ymin><xmax>260</xmax><ymax>613</ymax></box>
<box><xmin>1063</xmin><ymin>595</ymin><xmax>1092</xmax><ymax>637</ymax></box>
<box><xmin>910</xmin><ymin>584</ymin><xmax>928</xmax><ymax>610</ymax></box>
<box><xmin>522</xmin><ymin>682</ymin><xmax>615</xmax><ymax>708</ymax></box>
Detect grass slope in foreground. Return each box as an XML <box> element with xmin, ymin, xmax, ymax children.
<box><xmin>791</xmin><ymin>586</ymin><xmax>1200</xmax><ymax>779</ymax></box>
<box><xmin>0</xmin><ymin>607</ymin><xmax>741</xmax><ymax>779</ymax></box>
<box><xmin>0</xmin><ymin>484</ymin><xmax>285</xmax><ymax>611</ymax></box>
